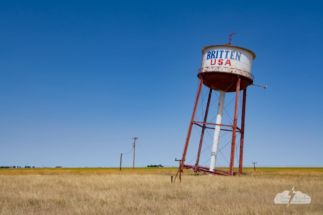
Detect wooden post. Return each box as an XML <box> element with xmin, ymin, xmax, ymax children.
<box><xmin>133</xmin><ymin>137</ymin><xmax>138</xmax><ymax>170</ymax></box>
<box><xmin>120</xmin><ymin>153</ymin><xmax>122</xmax><ymax>171</ymax></box>
<box><xmin>252</xmin><ymin>162</ymin><xmax>257</xmax><ymax>170</ymax></box>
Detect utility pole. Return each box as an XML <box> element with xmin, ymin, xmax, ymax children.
<box><xmin>120</xmin><ymin>153</ymin><xmax>122</xmax><ymax>171</ymax></box>
<box><xmin>252</xmin><ymin>162</ymin><xmax>257</xmax><ymax>171</ymax></box>
<box><xmin>133</xmin><ymin>137</ymin><xmax>138</xmax><ymax>170</ymax></box>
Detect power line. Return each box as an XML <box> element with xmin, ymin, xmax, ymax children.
<box><xmin>0</xmin><ymin>138</ymin><xmax>133</xmax><ymax>144</ymax></box>
<box><xmin>121</xmin><ymin>148</ymin><xmax>133</xmax><ymax>155</ymax></box>
<box><xmin>137</xmin><ymin>142</ymin><xmax>151</xmax><ymax>164</ymax></box>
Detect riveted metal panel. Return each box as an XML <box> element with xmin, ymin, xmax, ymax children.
<box><xmin>201</xmin><ymin>45</ymin><xmax>255</xmax><ymax>79</ymax></box>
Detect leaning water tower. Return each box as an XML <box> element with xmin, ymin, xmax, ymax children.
<box><xmin>175</xmin><ymin>32</ymin><xmax>258</xmax><ymax>179</ymax></box>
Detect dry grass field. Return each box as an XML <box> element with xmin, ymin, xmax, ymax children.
<box><xmin>0</xmin><ymin>167</ymin><xmax>322</xmax><ymax>214</ymax></box>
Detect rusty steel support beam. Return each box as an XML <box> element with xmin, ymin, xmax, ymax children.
<box><xmin>184</xmin><ymin>164</ymin><xmax>238</xmax><ymax>176</ymax></box>
<box><xmin>194</xmin><ymin>89</ymin><xmax>212</xmax><ymax>172</ymax></box>
<box><xmin>193</xmin><ymin>123</ymin><xmax>240</xmax><ymax>132</ymax></box>
<box><xmin>180</xmin><ymin>77</ymin><xmax>204</xmax><ymax>173</ymax></box>
<box><xmin>194</xmin><ymin>123</ymin><xmax>243</xmax><ymax>133</ymax></box>
<box><xmin>239</xmin><ymin>89</ymin><xmax>247</xmax><ymax>174</ymax></box>
<box><xmin>229</xmin><ymin>77</ymin><xmax>241</xmax><ymax>176</ymax></box>
<box><xmin>193</xmin><ymin>121</ymin><xmax>241</xmax><ymax>132</ymax></box>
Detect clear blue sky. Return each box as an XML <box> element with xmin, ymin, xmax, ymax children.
<box><xmin>1</xmin><ymin>0</ymin><xmax>322</xmax><ymax>167</ymax></box>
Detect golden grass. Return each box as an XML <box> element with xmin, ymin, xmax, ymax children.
<box><xmin>0</xmin><ymin>168</ymin><xmax>322</xmax><ymax>214</ymax></box>
<box><xmin>0</xmin><ymin>167</ymin><xmax>180</xmax><ymax>175</ymax></box>
<box><xmin>1</xmin><ymin>167</ymin><xmax>322</xmax><ymax>176</ymax></box>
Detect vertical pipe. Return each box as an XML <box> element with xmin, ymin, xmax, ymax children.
<box><xmin>239</xmin><ymin>89</ymin><xmax>247</xmax><ymax>174</ymax></box>
<box><xmin>229</xmin><ymin>77</ymin><xmax>241</xmax><ymax>176</ymax></box>
<box><xmin>120</xmin><ymin>153</ymin><xmax>122</xmax><ymax>171</ymax></box>
<box><xmin>181</xmin><ymin>77</ymin><xmax>204</xmax><ymax>172</ymax></box>
<box><xmin>195</xmin><ymin>89</ymin><xmax>212</xmax><ymax>172</ymax></box>
<box><xmin>209</xmin><ymin>91</ymin><xmax>226</xmax><ymax>172</ymax></box>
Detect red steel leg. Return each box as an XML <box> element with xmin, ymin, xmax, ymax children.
<box><xmin>194</xmin><ymin>88</ymin><xmax>212</xmax><ymax>172</ymax></box>
<box><xmin>180</xmin><ymin>77</ymin><xmax>204</xmax><ymax>173</ymax></box>
<box><xmin>229</xmin><ymin>77</ymin><xmax>241</xmax><ymax>176</ymax></box>
<box><xmin>239</xmin><ymin>89</ymin><xmax>247</xmax><ymax>174</ymax></box>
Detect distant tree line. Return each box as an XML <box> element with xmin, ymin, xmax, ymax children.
<box><xmin>147</xmin><ymin>164</ymin><xmax>164</xmax><ymax>168</ymax></box>
<box><xmin>0</xmin><ymin>166</ymin><xmax>36</xmax><ymax>168</ymax></box>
